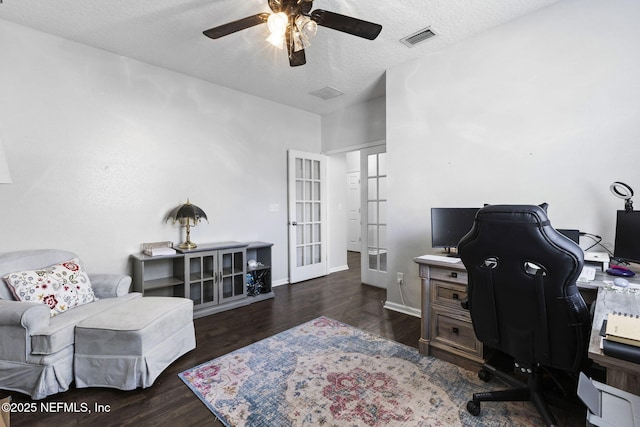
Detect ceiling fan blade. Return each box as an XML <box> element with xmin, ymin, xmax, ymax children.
<box><xmin>310</xmin><ymin>9</ymin><xmax>382</xmax><ymax>40</ymax></box>
<box><xmin>285</xmin><ymin>26</ymin><xmax>306</xmax><ymax>67</ymax></box>
<box><xmin>203</xmin><ymin>13</ymin><xmax>270</xmax><ymax>39</ymax></box>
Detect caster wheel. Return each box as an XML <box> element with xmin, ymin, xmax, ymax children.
<box><xmin>478</xmin><ymin>369</ymin><xmax>492</xmax><ymax>382</ymax></box>
<box><xmin>467</xmin><ymin>400</ymin><xmax>481</xmax><ymax>416</ymax></box>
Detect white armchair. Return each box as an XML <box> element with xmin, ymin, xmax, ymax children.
<box><xmin>0</xmin><ymin>249</ymin><xmax>135</xmax><ymax>399</ymax></box>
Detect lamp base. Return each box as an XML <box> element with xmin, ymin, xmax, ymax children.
<box><xmin>178</xmin><ymin>241</ymin><xmax>197</xmax><ymax>250</ymax></box>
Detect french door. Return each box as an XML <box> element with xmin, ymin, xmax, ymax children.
<box><xmin>361</xmin><ymin>146</ymin><xmax>387</xmax><ymax>288</ymax></box>
<box><xmin>287</xmin><ymin>150</ymin><xmax>327</xmax><ymax>283</ymax></box>
<box><xmin>346</xmin><ymin>171</ymin><xmax>361</xmax><ymax>252</ymax></box>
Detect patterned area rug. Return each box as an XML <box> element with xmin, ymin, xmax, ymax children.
<box><xmin>179</xmin><ymin>317</ymin><xmax>581</xmax><ymax>426</ymax></box>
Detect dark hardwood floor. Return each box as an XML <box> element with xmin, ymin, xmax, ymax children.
<box><xmin>5</xmin><ymin>252</ymin><xmax>421</xmax><ymax>427</ymax></box>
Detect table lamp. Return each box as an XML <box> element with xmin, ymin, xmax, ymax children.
<box><xmin>166</xmin><ymin>199</ymin><xmax>208</xmax><ymax>249</ymax></box>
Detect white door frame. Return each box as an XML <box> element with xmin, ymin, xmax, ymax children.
<box><xmin>346</xmin><ymin>171</ymin><xmax>361</xmax><ymax>252</ymax></box>
<box><xmin>287</xmin><ymin>150</ymin><xmax>328</xmax><ymax>283</ymax></box>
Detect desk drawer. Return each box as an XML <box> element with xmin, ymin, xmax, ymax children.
<box><xmin>431</xmin><ymin>307</ymin><xmax>481</xmax><ymax>356</ymax></box>
<box><xmin>432</xmin><ymin>281</ymin><xmax>468</xmax><ymax>310</ymax></box>
<box><xmin>430</xmin><ymin>267</ymin><xmax>468</xmax><ymax>285</ymax></box>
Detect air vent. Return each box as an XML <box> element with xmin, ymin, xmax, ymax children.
<box><xmin>400</xmin><ymin>27</ymin><xmax>437</xmax><ymax>47</ymax></box>
<box><xmin>309</xmin><ymin>86</ymin><xmax>344</xmax><ymax>100</ymax></box>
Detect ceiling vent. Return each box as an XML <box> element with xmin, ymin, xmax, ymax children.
<box><xmin>400</xmin><ymin>27</ymin><xmax>437</xmax><ymax>47</ymax></box>
<box><xmin>309</xmin><ymin>86</ymin><xmax>344</xmax><ymax>100</ymax></box>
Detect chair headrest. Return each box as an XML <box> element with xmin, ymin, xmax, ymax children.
<box><xmin>475</xmin><ymin>204</ymin><xmax>550</xmax><ymax>226</ymax></box>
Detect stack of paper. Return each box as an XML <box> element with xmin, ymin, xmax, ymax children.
<box><xmin>142</xmin><ymin>241</ymin><xmax>177</xmax><ymax>256</ymax></box>
<box><xmin>603</xmin><ymin>312</ymin><xmax>640</xmax><ymax>364</ymax></box>
<box><xmin>146</xmin><ymin>247</ymin><xmax>176</xmax><ymax>256</ymax></box>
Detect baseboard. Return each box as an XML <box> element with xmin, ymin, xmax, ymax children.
<box><xmin>329</xmin><ymin>264</ymin><xmax>349</xmax><ymax>274</ymax></box>
<box><xmin>277</xmin><ymin>265</ymin><xmax>348</xmax><ymax>286</ymax></box>
<box><xmin>272</xmin><ymin>279</ymin><xmax>289</xmax><ymax>287</ymax></box>
<box><xmin>383</xmin><ymin>301</ymin><xmax>421</xmax><ymax>318</ymax></box>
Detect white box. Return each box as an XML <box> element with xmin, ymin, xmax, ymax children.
<box><xmin>578</xmin><ymin>372</ymin><xmax>640</xmax><ymax>427</ymax></box>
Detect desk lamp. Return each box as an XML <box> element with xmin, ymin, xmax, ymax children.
<box><xmin>610</xmin><ymin>181</ymin><xmax>634</xmax><ymax>213</ymax></box>
<box><xmin>166</xmin><ymin>199</ymin><xmax>208</xmax><ymax>249</ymax></box>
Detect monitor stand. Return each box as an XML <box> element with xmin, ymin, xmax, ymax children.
<box><xmin>443</xmin><ymin>247</ymin><xmax>460</xmax><ymax>257</ymax></box>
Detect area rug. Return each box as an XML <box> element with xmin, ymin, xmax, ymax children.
<box><xmin>179</xmin><ymin>317</ymin><xmax>580</xmax><ymax>426</ymax></box>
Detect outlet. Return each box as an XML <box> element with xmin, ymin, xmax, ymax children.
<box><xmin>396</xmin><ymin>272</ymin><xmax>404</xmax><ymax>285</ymax></box>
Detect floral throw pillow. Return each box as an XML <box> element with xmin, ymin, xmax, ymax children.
<box><xmin>3</xmin><ymin>258</ymin><xmax>97</xmax><ymax>317</ymax></box>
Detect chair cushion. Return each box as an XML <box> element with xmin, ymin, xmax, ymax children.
<box><xmin>31</xmin><ymin>293</ymin><xmax>142</xmax><ymax>355</ymax></box>
<box><xmin>75</xmin><ymin>297</ymin><xmax>193</xmax><ymax>356</ymax></box>
<box><xmin>3</xmin><ymin>258</ymin><xmax>96</xmax><ymax>317</ymax></box>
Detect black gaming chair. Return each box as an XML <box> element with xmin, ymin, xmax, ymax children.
<box><xmin>457</xmin><ymin>204</ymin><xmax>591</xmax><ymax>426</ymax></box>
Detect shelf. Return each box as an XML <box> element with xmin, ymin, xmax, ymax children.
<box><xmin>176</xmin><ymin>241</ymin><xmax>248</xmax><ymax>253</ymax></box>
<box><xmin>133</xmin><ymin>253</ymin><xmax>183</xmax><ymax>262</ymax></box>
<box><xmin>142</xmin><ymin>276</ymin><xmax>184</xmax><ymax>290</ymax></box>
<box><xmin>189</xmin><ymin>273</ymin><xmax>203</xmax><ymax>282</ymax></box>
<box><xmin>144</xmin><ymin>287</ymin><xmax>185</xmax><ymax>298</ymax></box>
<box><xmin>131</xmin><ymin>240</ymin><xmax>272</xmax><ymax>318</ymax></box>
<box><xmin>222</xmin><ymin>268</ymin><xmax>243</xmax><ymax>276</ymax></box>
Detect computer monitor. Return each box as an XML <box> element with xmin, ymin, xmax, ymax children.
<box><xmin>613</xmin><ymin>210</ymin><xmax>640</xmax><ymax>264</ymax></box>
<box><xmin>431</xmin><ymin>207</ymin><xmax>479</xmax><ymax>252</ymax></box>
<box><xmin>557</xmin><ymin>229</ymin><xmax>580</xmax><ymax>244</ymax></box>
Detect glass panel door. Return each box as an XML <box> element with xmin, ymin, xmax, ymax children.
<box><xmin>219</xmin><ymin>248</ymin><xmax>246</xmax><ymax>303</ymax></box>
<box><xmin>361</xmin><ymin>146</ymin><xmax>387</xmax><ymax>287</ymax></box>
<box><xmin>288</xmin><ymin>150</ymin><xmax>327</xmax><ymax>283</ymax></box>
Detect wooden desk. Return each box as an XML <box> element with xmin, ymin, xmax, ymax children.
<box><xmin>415</xmin><ymin>255</ymin><xmax>640</xmax><ymax>392</ymax></box>
<box><xmin>414</xmin><ymin>255</ymin><xmax>484</xmax><ymax>372</ymax></box>
<box><xmin>588</xmin><ymin>285</ymin><xmax>640</xmax><ymax>395</ymax></box>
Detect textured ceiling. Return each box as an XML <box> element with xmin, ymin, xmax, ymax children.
<box><xmin>0</xmin><ymin>0</ymin><xmax>560</xmax><ymax>115</ymax></box>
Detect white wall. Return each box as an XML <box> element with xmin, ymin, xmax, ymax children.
<box><xmin>322</xmin><ymin>96</ymin><xmax>386</xmax><ymax>153</ymax></box>
<box><xmin>327</xmin><ymin>154</ymin><xmax>348</xmax><ymax>272</ymax></box>
<box><xmin>386</xmin><ymin>0</ymin><xmax>640</xmax><ymax>310</ymax></box>
<box><xmin>0</xmin><ymin>19</ymin><xmax>321</xmax><ymax>283</ymax></box>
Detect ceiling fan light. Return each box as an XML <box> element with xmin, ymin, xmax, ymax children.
<box><xmin>295</xmin><ymin>15</ymin><xmax>317</xmax><ymax>39</ymax></box>
<box><xmin>292</xmin><ymin>30</ymin><xmax>310</xmax><ymax>52</ymax></box>
<box><xmin>267</xmin><ymin>12</ymin><xmax>288</xmax><ymax>36</ymax></box>
<box><xmin>266</xmin><ymin>32</ymin><xmax>285</xmax><ymax>49</ymax></box>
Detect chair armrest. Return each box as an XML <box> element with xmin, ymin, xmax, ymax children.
<box><xmin>0</xmin><ymin>300</ymin><xmax>50</xmax><ymax>362</ymax></box>
<box><xmin>0</xmin><ymin>300</ymin><xmax>50</xmax><ymax>330</ymax></box>
<box><xmin>89</xmin><ymin>274</ymin><xmax>132</xmax><ymax>298</ymax></box>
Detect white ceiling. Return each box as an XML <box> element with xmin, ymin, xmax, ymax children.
<box><xmin>0</xmin><ymin>0</ymin><xmax>560</xmax><ymax>115</ymax></box>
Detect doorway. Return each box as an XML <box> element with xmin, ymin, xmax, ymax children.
<box><xmin>360</xmin><ymin>145</ymin><xmax>387</xmax><ymax>288</ymax></box>
<box><xmin>334</xmin><ymin>146</ymin><xmax>387</xmax><ymax>288</ymax></box>
<box><xmin>346</xmin><ymin>151</ymin><xmax>361</xmax><ymax>253</ymax></box>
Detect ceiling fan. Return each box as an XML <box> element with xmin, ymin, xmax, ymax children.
<box><xmin>203</xmin><ymin>0</ymin><xmax>382</xmax><ymax>67</ymax></box>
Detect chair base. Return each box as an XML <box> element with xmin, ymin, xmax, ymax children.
<box><xmin>467</xmin><ymin>363</ymin><xmax>559</xmax><ymax>427</ymax></box>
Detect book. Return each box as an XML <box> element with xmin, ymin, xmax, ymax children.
<box><xmin>605</xmin><ymin>312</ymin><xmax>640</xmax><ymax>347</ymax></box>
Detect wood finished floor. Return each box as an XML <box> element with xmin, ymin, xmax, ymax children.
<box><xmin>5</xmin><ymin>252</ymin><xmax>421</xmax><ymax>427</ymax></box>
